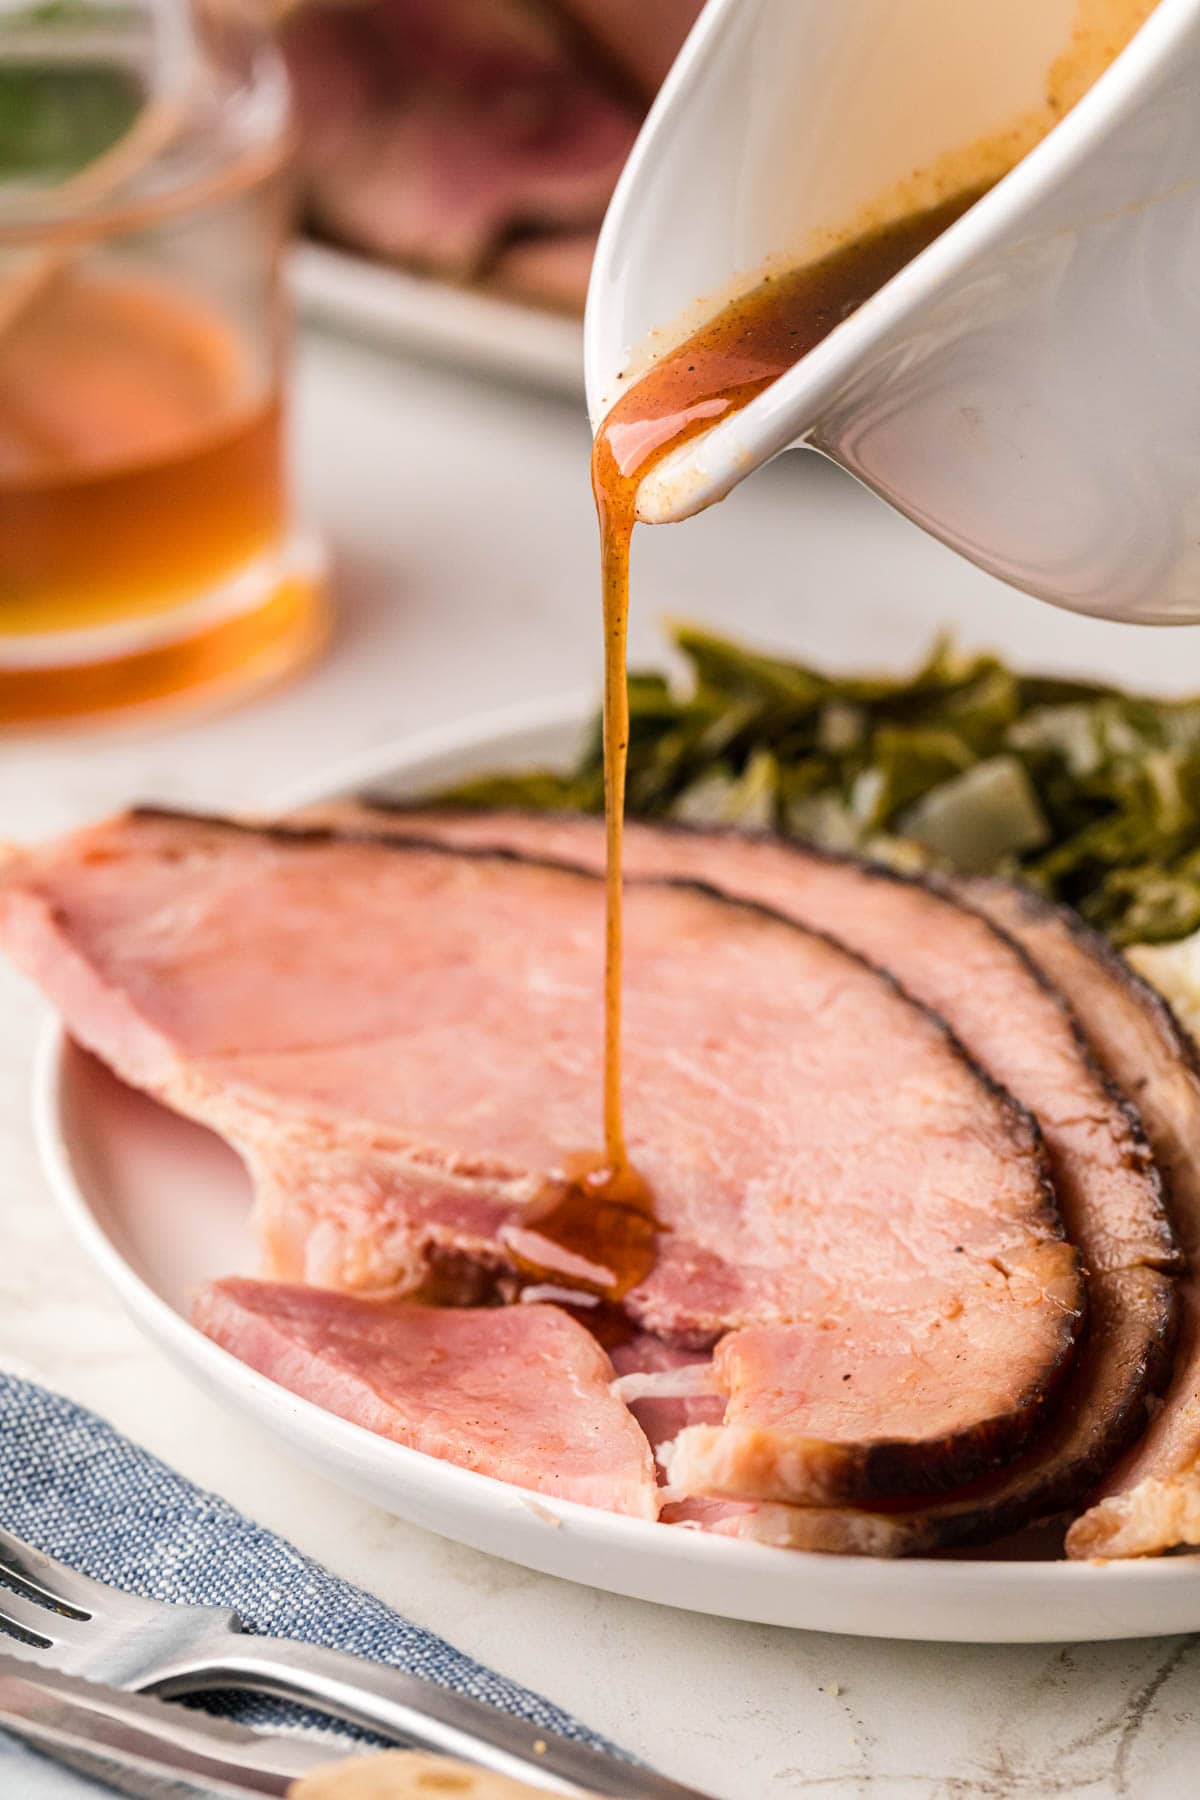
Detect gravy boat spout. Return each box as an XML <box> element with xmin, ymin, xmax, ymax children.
<box><xmin>585</xmin><ymin>0</ymin><xmax>1200</xmax><ymax>623</ymax></box>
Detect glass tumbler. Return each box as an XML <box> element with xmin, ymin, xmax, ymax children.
<box><xmin>0</xmin><ymin>0</ymin><xmax>327</xmax><ymax>725</ymax></box>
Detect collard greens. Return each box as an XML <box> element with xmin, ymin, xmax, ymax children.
<box><xmin>438</xmin><ymin>626</ymin><xmax>1200</xmax><ymax>946</ymax></box>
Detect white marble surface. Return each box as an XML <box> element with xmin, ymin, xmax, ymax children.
<box><xmin>5</xmin><ymin>326</ymin><xmax>1200</xmax><ymax>1799</ymax></box>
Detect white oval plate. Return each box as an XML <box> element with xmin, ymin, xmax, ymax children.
<box><xmin>36</xmin><ymin>695</ymin><xmax>1200</xmax><ymax>1642</ymax></box>
<box><xmin>290</xmin><ymin>245</ymin><xmax>583</xmax><ymax>397</ymax></box>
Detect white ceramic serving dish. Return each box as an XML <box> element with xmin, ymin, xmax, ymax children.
<box><xmin>290</xmin><ymin>244</ymin><xmax>583</xmax><ymax>397</ymax></box>
<box><xmin>35</xmin><ymin>696</ymin><xmax>1200</xmax><ymax>1644</ymax></box>
<box><xmin>585</xmin><ymin>0</ymin><xmax>1200</xmax><ymax>622</ymax></box>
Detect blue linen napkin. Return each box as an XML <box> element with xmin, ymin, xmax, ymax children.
<box><xmin>0</xmin><ymin>1369</ymin><xmax>623</xmax><ymax>1795</ymax></box>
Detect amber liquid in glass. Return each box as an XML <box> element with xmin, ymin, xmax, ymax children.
<box><xmin>0</xmin><ymin>275</ymin><xmax>284</xmax><ymax>628</ymax></box>
<box><xmin>0</xmin><ymin>247</ymin><xmax>323</xmax><ymax>720</ymax></box>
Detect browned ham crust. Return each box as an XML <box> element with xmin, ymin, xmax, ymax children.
<box><xmin>960</xmin><ymin>879</ymin><xmax>1200</xmax><ymax>1560</ymax></box>
<box><xmin>349</xmin><ymin>808</ymin><xmax>1178</xmax><ymax>1543</ymax></box>
<box><xmin>721</xmin><ymin>1263</ymin><xmax>1176</xmax><ymax>1554</ymax></box>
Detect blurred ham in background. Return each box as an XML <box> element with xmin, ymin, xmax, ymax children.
<box><xmin>278</xmin><ymin>0</ymin><xmax>702</xmax><ymax>312</ymax></box>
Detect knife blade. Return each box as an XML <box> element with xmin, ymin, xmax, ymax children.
<box><xmin>7</xmin><ymin>1735</ymin><xmax>270</xmax><ymax>1800</ymax></box>
<box><xmin>0</xmin><ymin>1655</ymin><xmax>335</xmax><ymax>1799</ymax></box>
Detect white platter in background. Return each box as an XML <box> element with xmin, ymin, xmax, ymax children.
<box><xmin>289</xmin><ymin>244</ymin><xmax>584</xmax><ymax>397</ymax></box>
<box><xmin>36</xmin><ymin>695</ymin><xmax>1200</xmax><ymax>1644</ymax></box>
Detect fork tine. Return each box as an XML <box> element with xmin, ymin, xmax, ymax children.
<box><xmin>0</xmin><ymin>1581</ymin><xmax>97</xmax><ymax>1647</ymax></box>
<box><xmin>0</xmin><ymin>1531</ymin><xmax>90</xmax><ymax>1616</ymax></box>
<box><xmin>0</xmin><ymin>1627</ymin><xmax>55</xmax><ymax>1663</ymax></box>
<box><xmin>0</xmin><ymin>1593</ymin><xmax>55</xmax><ymax>1649</ymax></box>
<box><xmin>0</xmin><ymin>1528</ymin><xmax>144</xmax><ymax>1620</ymax></box>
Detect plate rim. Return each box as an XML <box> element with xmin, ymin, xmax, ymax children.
<box><xmin>42</xmin><ymin>1023</ymin><xmax>1200</xmax><ymax>1608</ymax></box>
<box><xmin>269</xmin><ymin>688</ymin><xmax>597</xmax><ymax>814</ymax></box>
<box><xmin>34</xmin><ymin>703</ymin><xmax>1200</xmax><ymax>1637</ymax></box>
<box><xmin>289</xmin><ymin>243</ymin><xmax>585</xmax><ymax>398</ymax></box>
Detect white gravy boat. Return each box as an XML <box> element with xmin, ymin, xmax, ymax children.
<box><xmin>584</xmin><ymin>0</ymin><xmax>1200</xmax><ymax>623</ymax></box>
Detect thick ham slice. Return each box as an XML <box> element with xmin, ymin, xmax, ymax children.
<box><xmin>195</xmin><ymin>1278</ymin><xmax>657</xmax><ymax>1516</ymax></box>
<box><xmin>281</xmin><ymin>0</ymin><xmax>638</xmax><ymax>282</ymax></box>
<box><xmin>351</xmin><ymin>809</ymin><xmax>1178</xmax><ymax>1540</ymax></box>
<box><xmin>959</xmin><ymin>880</ymin><xmax>1200</xmax><ymax>1560</ymax></box>
<box><xmin>708</xmin><ymin>1261</ymin><xmax>1176</xmax><ymax>1555</ymax></box>
<box><xmin>0</xmin><ymin>808</ymin><xmax>1080</xmax><ymax>1506</ymax></box>
<box><xmin>661</xmin><ymin>1302</ymin><xmax>1094</xmax><ymax>1507</ymax></box>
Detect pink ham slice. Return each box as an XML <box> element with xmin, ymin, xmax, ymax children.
<box><xmin>661</xmin><ymin>1304</ymin><xmax>1087</xmax><ymax>1507</ymax></box>
<box><xmin>350</xmin><ymin>808</ymin><xmax>1178</xmax><ymax>1542</ymax></box>
<box><xmin>0</xmin><ymin>808</ymin><xmax>1080</xmax><ymax>1507</ymax></box>
<box><xmin>958</xmin><ymin>880</ymin><xmax>1200</xmax><ymax>1560</ymax></box>
<box><xmin>713</xmin><ymin>1260</ymin><xmax>1176</xmax><ymax>1555</ymax></box>
<box><xmin>281</xmin><ymin>0</ymin><xmax>638</xmax><ymax>282</ymax></box>
<box><xmin>195</xmin><ymin>1278</ymin><xmax>657</xmax><ymax>1516</ymax></box>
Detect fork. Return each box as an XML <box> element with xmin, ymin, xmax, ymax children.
<box><xmin>0</xmin><ymin>1527</ymin><xmax>712</xmax><ymax>1799</ymax></box>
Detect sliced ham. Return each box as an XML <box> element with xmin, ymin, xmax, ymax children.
<box><xmin>709</xmin><ymin>1262</ymin><xmax>1176</xmax><ymax>1554</ymax></box>
<box><xmin>548</xmin><ymin>1</ymin><xmax>703</xmax><ymax>99</ymax></box>
<box><xmin>661</xmin><ymin>1297</ymin><xmax>1091</xmax><ymax>1507</ymax></box>
<box><xmin>350</xmin><ymin>809</ymin><xmax>1178</xmax><ymax>1539</ymax></box>
<box><xmin>489</xmin><ymin>228</ymin><xmax>597</xmax><ymax>312</ymax></box>
<box><xmin>959</xmin><ymin>879</ymin><xmax>1200</xmax><ymax>1560</ymax></box>
<box><xmin>281</xmin><ymin>0</ymin><xmax>638</xmax><ymax>281</ymax></box>
<box><xmin>359</xmin><ymin>809</ymin><xmax>1174</xmax><ymax>1264</ymax></box>
<box><xmin>0</xmin><ymin>808</ymin><xmax>1080</xmax><ymax>1506</ymax></box>
<box><xmin>195</xmin><ymin>1278</ymin><xmax>657</xmax><ymax>1516</ymax></box>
